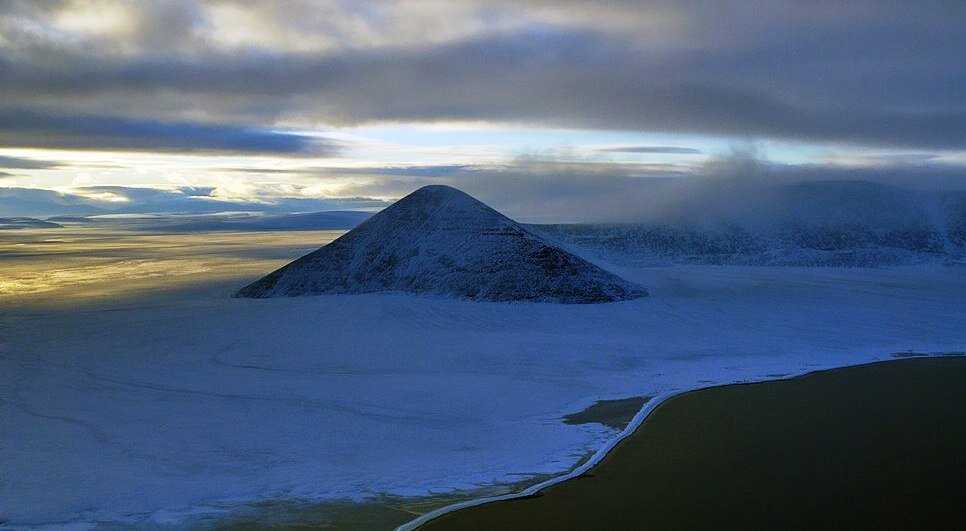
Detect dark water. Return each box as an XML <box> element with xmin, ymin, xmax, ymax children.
<box><xmin>424</xmin><ymin>357</ymin><xmax>966</xmax><ymax>530</ymax></box>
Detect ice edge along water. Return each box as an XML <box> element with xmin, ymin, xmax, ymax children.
<box><xmin>394</xmin><ymin>389</ymin><xmax>680</xmax><ymax>531</ymax></box>
<box><xmin>393</xmin><ymin>354</ymin><xmax>961</xmax><ymax>531</ymax></box>
<box><xmin>3</xmin><ymin>263</ymin><xmax>965</xmax><ymax>525</ymax></box>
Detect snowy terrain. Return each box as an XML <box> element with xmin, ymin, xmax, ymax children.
<box><xmin>237</xmin><ymin>185</ymin><xmax>644</xmax><ymax>303</ymax></box>
<box><xmin>3</xmin><ymin>181</ymin><xmax>966</xmax><ymax>528</ymax></box>
<box><xmin>2</xmin><ymin>253</ymin><xmax>964</xmax><ymax>528</ymax></box>
<box><xmin>535</xmin><ymin>182</ymin><xmax>966</xmax><ymax>267</ymax></box>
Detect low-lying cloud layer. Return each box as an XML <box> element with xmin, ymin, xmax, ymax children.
<box><xmin>6</xmin><ymin>154</ymin><xmax>961</xmax><ymax>224</ymax></box>
<box><xmin>0</xmin><ymin>155</ymin><xmax>66</xmax><ymax>170</ymax></box>
<box><xmin>0</xmin><ymin>110</ymin><xmax>343</xmax><ymax>155</ymax></box>
<box><xmin>597</xmin><ymin>146</ymin><xmax>703</xmax><ymax>155</ymax></box>
<box><xmin>0</xmin><ymin>185</ymin><xmax>389</xmax><ymax>218</ymax></box>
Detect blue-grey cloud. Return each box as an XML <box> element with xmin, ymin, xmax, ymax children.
<box><xmin>312</xmin><ymin>157</ymin><xmax>966</xmax><ymax>223</ymax></box>
<box><xmin>597</xmin><ymin>146</ymin><xmax>702</xmax><ymax>154</ymax></box>
<box><xmin>0</xmin><ymin>2</ymin><xmax>963</xmax><ymax>150</ymax></box>
<box><xmin>228</xmin><ymin>165</ymin><xmax>475</xmax><ymax>178</ymax></box>
<box><xmin>0</xmin><ymin>155</ymin><xmax>65</xmax><ymax>169</ymax></box>
<box><xmin>0</xmin><ymin>109</ymin><xmax>343</xmax><ymax>155</ymax></box>
<box><xmin>333</xmin><ymin>165</ymin><xmax>476</xmax><ymax>177</ymax></box>
<box><xmin>0</xmin><ymin>186</ymin><xmax>389</xmax><ymax>218</ymax></box>
<box><xmin>0</xmin><ymin>188</ymin><xmax>109</xmax><ymax>217</ymax></box>
<box><xmin>3</xmin><ymin>155</ymin><xmax>964</xmax><ymax>223</ymax></box>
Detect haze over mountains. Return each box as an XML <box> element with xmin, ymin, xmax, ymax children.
<box><xmin>0</xmin><ymin>186</ymin><xmax>388</xmax><ymax>218</ymax></box>
<box><xmin>538</xmin><ymin>181</ymin><xmax>966</xmax><ymax>266</ymax></box>
<box><xmin>236</xmin><ymin>185</ymin><xmax>646</xmax><ymax>303</ymax></box>
<box><xmin>27</xmin><ymin>211</ymin><xmax>371</xmax><ymax>232</ymax></box>
<box><xmin>0</xmin><ymin>217</ymin><xmax>63</xmax><ymax>230</ymax></box>
<box><xmin>7</xmin><ymin>179</ymin><xmax>964</xmax><ymax>267</ymax></box>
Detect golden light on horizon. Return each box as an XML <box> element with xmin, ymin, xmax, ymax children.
<box><xmin>0</xmin><ymin>228</ymin><xmax>344</xmax><ymax>303</ymax></box>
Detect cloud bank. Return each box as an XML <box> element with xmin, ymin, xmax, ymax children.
<box><xmin>260</xmin><ymin>154</ymin><xmax>966</xmax><ymax>223</ymax></box>
<box><xmin>1</xmin><ymin>1</ymin><xmax>964</xmax><ymax>150</ymax></box>
<box><xmin>0</xmin><ymin>186</ymin><xmax>389</xmax><ymax>218</ymax></box>
<box><xmin>3</xmin><ymin>154</ymin><xmax>964</xmax><ymax>224</ymax></box>
<box><xmin>0</xmin><ymin>110</ymin><xmax>343</xmax><ymax>155</ymax></box>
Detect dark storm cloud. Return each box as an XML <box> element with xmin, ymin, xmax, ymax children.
<box><xmin>1</xmin><ymin>1</ymin><xmax>965</xmax><ymax>150</ymax></box>
<box><xmin>0</xmin><ymin>109</ymin><xmax>343</xmax><ymax>155</ymax></box>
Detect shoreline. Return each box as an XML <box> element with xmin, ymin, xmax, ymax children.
<box><xmin>396</xmin><ymin>352</ymin><xmax>965</xmax><ymax>531</ymax></box>
<box><xmin>394</xmin><ymin>389</ymin><xmax>680</xmax><ymax>531</ymax></box>
<box><xmin>4</xmin><ymin>352</ymin><xmax>961</xmax><ymax>530</ymax></box>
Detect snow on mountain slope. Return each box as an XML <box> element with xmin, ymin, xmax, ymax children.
<box><xmin>237</xmin><ymin>185</ymin><xmax>645</xmax><ymax>303</ymax></box>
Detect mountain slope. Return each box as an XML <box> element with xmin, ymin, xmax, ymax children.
<box><xmin>535</xmin><ymin>182</ymin><xmax>966</xmax><ymax>267</ymax></box>
<box><xmin>236</xmin><ymin>185</ymin><xmax>644</xmax><ymax>303</ymax></box>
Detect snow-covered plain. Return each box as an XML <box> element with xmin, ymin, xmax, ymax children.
<box><xmin>1</xmin><ymin>227</ymin><xmax>965</xmax><ymax>528</ymax></box>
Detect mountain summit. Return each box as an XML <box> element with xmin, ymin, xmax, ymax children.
<box><xmin>236</xmin><ymin>185</ymin><xmax>645</xmax><ymax>303</ymax></box>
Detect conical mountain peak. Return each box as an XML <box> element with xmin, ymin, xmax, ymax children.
<box><xmin>362</xmin><ymin>184</ymin><xmax>517</xmax><ymax>231</ymax></box>
<box><xmin>236</xmin><ymin>186</ymin><xmax>645</xmax><ymax>303</ymax></box>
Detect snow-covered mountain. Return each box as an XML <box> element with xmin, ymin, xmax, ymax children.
<box><xmin>237</xmin><ymin>185</ymin><xmax>645</xmax><ymax>302</ymax></box>
<box><xmin>535</xmin><ymin>181</ymin><xmax>966</xmax><ymax>267</ymax></box>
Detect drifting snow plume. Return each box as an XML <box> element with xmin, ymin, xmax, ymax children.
<box><xmin>236</xmin><ymin>185</ymin><xmax>644</xmax><ymax>303</ymax></box>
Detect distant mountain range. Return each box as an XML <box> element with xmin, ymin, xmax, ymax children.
<box><xmin>0</xmin><ymin>217</ymin><xmax>63</xmax><ymax>229</ymax></box>
<box><xmin>45</xmin><ymin>211</ymin><xmax>372</xmax><ymax>232</ymax></box>
<box><xmin>9</xmin><ymin>180</ymin><xmax>965</xmax><ymax>268</ymax></box>
<box><xmin>534</xmin><ymin>181</ymin><xmax>966</xmax><ymax>267</ymax></box>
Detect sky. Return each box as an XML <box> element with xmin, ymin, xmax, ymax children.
<box><xmin>0</xmin><ymin>0</ymin><xmax>964</xmax><ymax>221</ymax></box>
